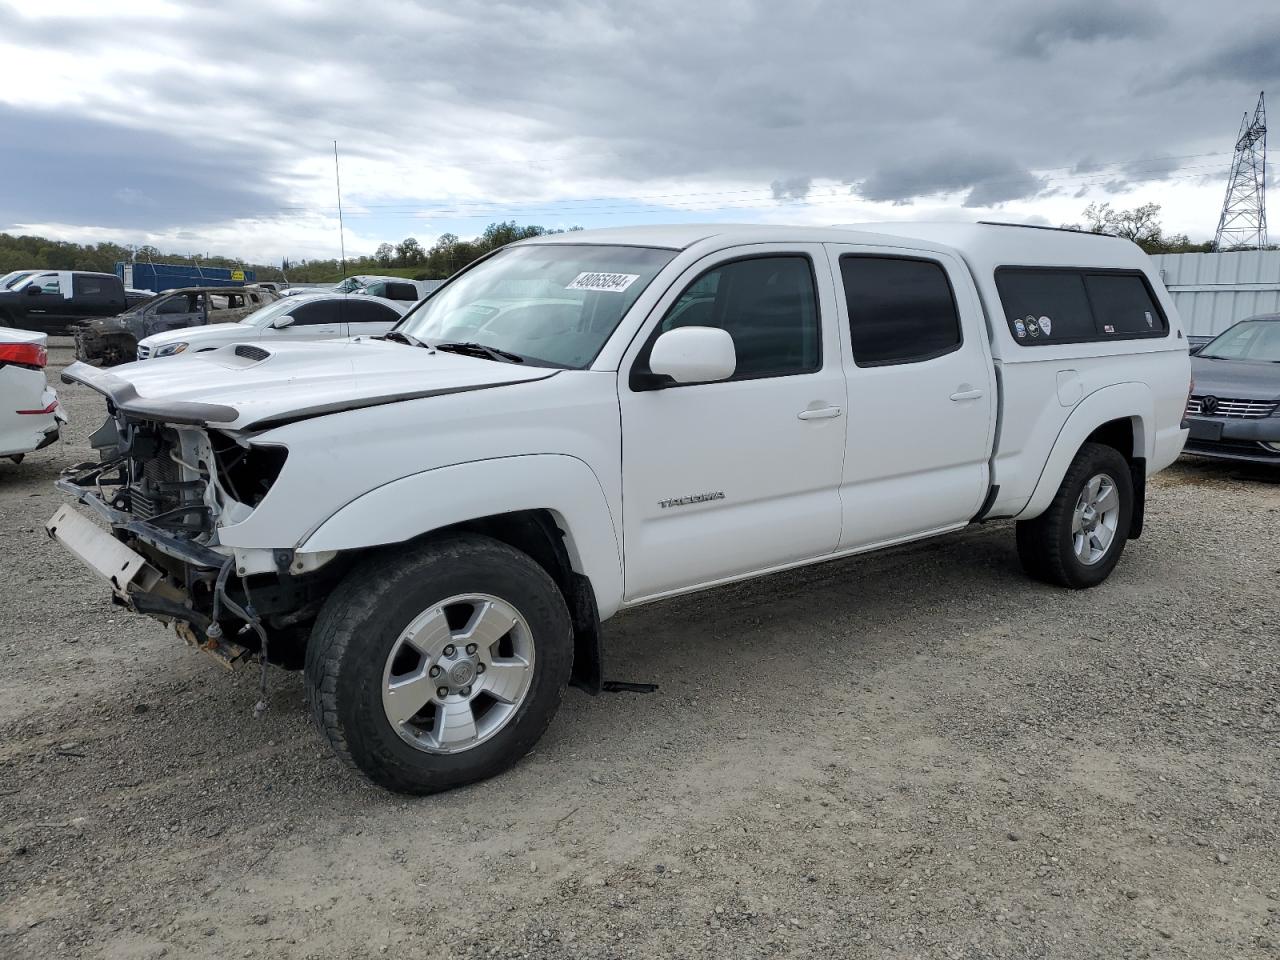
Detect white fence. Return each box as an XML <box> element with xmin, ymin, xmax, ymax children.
<box><xmin>1151</xmin><ymin>250</ymin><xmax>1280</xmax><ymax>338</ymax></box>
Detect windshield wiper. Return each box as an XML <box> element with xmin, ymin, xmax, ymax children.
<box><xmin>433</xmin><ymin>341</ymin><xmax>525</xmax><ymax>363</ymax></box>
<box><xmin>379</xmin><ymin>329</ymin><xmax>428</xmax><ymax>348</ymax></box>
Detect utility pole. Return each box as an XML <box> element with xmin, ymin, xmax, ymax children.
<box><xmin>334</xmin><ymin>140</ymin><xmax>347</xmax><ymax>278</ymax></box>
<box><xmin>1214</xmin><ymin>92</ymin><xmax>1268</xmax><ymax>251</ymax></box>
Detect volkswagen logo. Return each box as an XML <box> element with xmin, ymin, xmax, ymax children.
<box><xmin>1201</xmin><ymin>395</ymin><xmax>1219</xmax><ymax>415</ymax></box>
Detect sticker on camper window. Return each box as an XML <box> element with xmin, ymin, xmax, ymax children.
<box><xmin>1026</xmin><ymin>317</ymin><xmax>1040</xmax><ymax>338</ymax></box>
<box><xmin>1038</xmin><ymin>315</ymin><xmax>1052</xmax><ymax>337</ymax></box>
<box><xmin>566</xmin><ymin>272</ymin><xmax>640</xmax><ymax>293</ymax></box>
<box><xmin>1144</xmin><ymin>311</ymin><xmax>1154</xmax><ymax>328</ymax></box>
<box><xmin>1013</xmin><ymin>318</ymin><xmax>1027</xmax><ymax>338</ymax></box>
<box><xmin>1104</xmin><ymin>324</ymin><xmax>1116</xmax><ymax>334</ymax></box>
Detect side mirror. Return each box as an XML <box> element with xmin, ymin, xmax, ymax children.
<box><xmin>270</xmin><ymin>315</ymin><xmax>295</xmax><ymax>329</ymax></box>
<box><xmin>648</xmin><ymin>326</ymin><xmax>736</xmax><ymax>385</ymax></box>
<box><xmin>25</xmin><ymin>285</ymin><xmax>42</xmax><ymax>296</ymax></box>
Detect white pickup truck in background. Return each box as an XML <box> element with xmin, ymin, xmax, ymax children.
<box><xmin>48</xmin><ymin>222</ymin><xmax>1191</xmax><ymax>793</ymax></box>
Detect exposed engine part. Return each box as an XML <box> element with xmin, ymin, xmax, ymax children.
<box><xmin>61</xmin><ymin>414</ymin><xmax>339</xmax><ymax>672</ymax></box>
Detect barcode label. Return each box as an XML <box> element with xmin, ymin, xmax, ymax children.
<box><xmin>566</xmin><ymin>272</ymin><xmax>640</xmax><ymax>293</ymax></box>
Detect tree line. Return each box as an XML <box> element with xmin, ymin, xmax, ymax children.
<box><xmin>0</xmin><ymin>208</ymin><xmax>1260</xmax><ymax>286</ymax></box>
<box><xmin>0</xmin><ymin>221</ymin><xmax>582</xmax><ymax>285</ymax></box>
<box><xmin>1060</xmin><ymin>203</ymin><xmax>1216</xmax><ymax>254</ymax></box>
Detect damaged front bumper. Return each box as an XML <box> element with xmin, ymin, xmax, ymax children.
<box><xmin>47</xmin><ymin>484</ymin><xmax>255</xmax><ymax>667</ymax></box>
<box><xmin>72</xmin><ymin>325</ymin><xmax>136</xmax><ymax>366</ymax></box>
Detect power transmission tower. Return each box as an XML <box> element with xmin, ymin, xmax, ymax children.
<box><xmin>1214</xmin><ymin>92</ymin><xmax>1267</xmax><ymax>250</ymax></box>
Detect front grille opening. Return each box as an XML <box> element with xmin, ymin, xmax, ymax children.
<box><xmin>1186</xmin><ymin>395</ymin><xmax>1278</xmax><ymax>419</ymax></box>
<box><xmin>210</xmin><ymin>432</ymin><xmax>288</xmax><ymax>506</ymax></box>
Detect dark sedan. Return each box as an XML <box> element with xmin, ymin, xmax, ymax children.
<box><xmin>1184</xmin><ymin>313</ymin><xmax>1280</xmax><ymax>464</ymax></box>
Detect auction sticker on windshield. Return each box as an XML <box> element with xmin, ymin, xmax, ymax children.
<box><xmin>566</xmin><ymin>272</ymin><xmax>640</xmax><ymax>293</ymax></box>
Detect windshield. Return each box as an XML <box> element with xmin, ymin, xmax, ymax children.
<box><xmin>332</xmin><ymin>277</ymin><xmax>365</xmax><ymax>294</ymax></box>
<box><xmin>0</xmin><ymin>270</ymin><xmax>36</xmax><ymax>289</ymax></box>
<box><xmin>397</xmin><ymin>244</ymin><xmax>675</xmax><ymax>368</ymax></box>
<box><xmin>243</xmin><ymin>297</ymin><xmax>299</xmax><ymax>327</ymax></box>
<box><xmin>1199</xmin><ymin>319</ymin><xmax>1280</xmax><ymax>362</ymax></box>
<box><xmin>10</xmin><ymin>272</ymin><xmax>55</xmax><ymax>291</ymax></box>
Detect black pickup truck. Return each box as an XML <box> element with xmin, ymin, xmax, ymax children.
<box><xmin>0</xmin><ymin>271</ymin><xmax>146</xmax><ymax>335</ymax></box>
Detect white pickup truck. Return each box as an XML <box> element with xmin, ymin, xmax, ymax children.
<box><xmin>48</xmin><ymin>223</ymin><xmax>1191</xmax><ymax>794</ymax></box>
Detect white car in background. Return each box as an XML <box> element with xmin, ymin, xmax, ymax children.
<box><xmin>1</xmin><ymin>328</ymin><xmax>64</xmax><ymax>463</ymax></box>
<box><xmin>282</xmin><ymin>275</ymin><xmax>441</xmax><ymax>302</ymax></box>
<box><xmin>136</xmin><ymin>293</ymin><xmax>410</xmax><ymax>360</ymax></box>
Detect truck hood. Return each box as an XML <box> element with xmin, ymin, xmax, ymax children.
<box><xmin>1190</xmin><ymin>355</ymin><xmax>1280</xmax><ymax>403</ymax></box>
<box><xmin>61</xmin><ymin>338</ymin><xmax>557</xmax><ymax>431</ymax></box>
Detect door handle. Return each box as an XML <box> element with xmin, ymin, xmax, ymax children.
<box><xmin>950</xmin><ymin>389</ymin><xmax>984</xmax><ymax>401</ymax></box>
<box><xmin>797</xmin><ymin>405</ymin><xmax>843</xmax><ymax>421</ymax></box>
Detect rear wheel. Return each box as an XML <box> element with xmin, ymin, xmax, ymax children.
<box><xmin>305</xmin><ymin>534</ymin><xmax>573</xmax><ymax>794</ymax></box>
<box><xmin>1016</xmin><ymin>442</ymin><xmax>1133</xmax><ymax>588</ymax></box>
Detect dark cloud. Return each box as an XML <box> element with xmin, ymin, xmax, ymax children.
<box><xmin>856</xmin><ymin>156</ymin><xmax>1047</xmax><ymax>208</ymax></box>
<box><xmin>771</xmin><ymin>177</ymin><xmax>812</xmax><ymax>201</ymax></box>
<box><xmin>0</xmin><ymin>104</ymin><xmax>281</xmax><ymax>230</ymax></box>
<box><xmin>1081</xmin><ymin>154</ymin><xmax>1186</xmax><ymax>197</ymax></box>
<box><xmin>1183</xmin><ymin>34</ymin><xmax>1280</xmax><ymax>85</ymax></box>
<box><xmin>1000</xmin><ymin>0</ymin><xmax>1159</xmax><ymax>57</ymax></box>
<box><xmin>0</xmin><ymin>0</ymin><xmax>1271</xmax><ymax>240</ymax></box>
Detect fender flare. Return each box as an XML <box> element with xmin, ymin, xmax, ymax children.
<box><xmin>1014</xmin><ymin>382</ymin><xmax>1153</xmax><ymax>520</ymax></box>
<box><xmin>298</xmin><ymin>454</ymin><xmax>625</xmax><ymax>618</ymax></box>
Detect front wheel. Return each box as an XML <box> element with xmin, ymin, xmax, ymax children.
<box><xmin>1016</xmin><ymin>442</ymin><xmax>1133</xmax><ymax>589</ymax></box>
<box><xmin>305</xmin><ymin>534</ymin><xmax>573</xmax><ymax>794</ymax></box>
<box><xmin>98</xmin><ymin>336</ymin><xmax>137</xmax><ymax>367</ymax></box>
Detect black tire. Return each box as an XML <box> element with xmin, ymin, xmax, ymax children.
<box><xmin>305</xmin><ymin>534</ymin><xmax>573</xmax><ymax>794</ymax></box>
<box><xmin>1016</xmin><ymin>442</ymin><xmax>1133</xmax><ymax>589</ymax></box>
<box><xmin>99</xmin><ymin>336</ymin><xmax>137</xmax><ymax>367</ymax></box>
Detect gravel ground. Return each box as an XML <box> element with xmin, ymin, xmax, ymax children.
<box><xmin>2</xmin><ymin>340</ymin><xmax>1278</xmax><ymax>960</ymax></box>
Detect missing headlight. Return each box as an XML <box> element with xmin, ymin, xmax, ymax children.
<box><xmin>210</xmin><ymin>431</ymin><xmax>288</xmax><ymax>507</ymax></box>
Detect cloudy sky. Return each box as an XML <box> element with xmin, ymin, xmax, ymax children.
<box><xmin>1</xmin><ymin>0</ymin><xmax>1276</xmax><ymax>263</ymax></box>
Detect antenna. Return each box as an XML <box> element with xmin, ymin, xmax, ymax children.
<box><xmin>334</xmin><ymin>140</ymin><xmax>347</xmax><ymax>279</ymax></box>
<box><xmin>1214</xmin><ymin>92</ymin><xmax>1268</xmax><ymax>250</ymax></box>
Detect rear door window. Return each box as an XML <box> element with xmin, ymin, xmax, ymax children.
<box><xmin>344</xmin><ymin>301</ymin><xmax>400</xmax><ymax>324</ymax></box>
<box><xmin>73</xmin><ymin>275</ymin><xmax>107</xmax><ymax>297</ymax></box>
<box><xmin>291</xmin><ymin>300</ymin><xmax>341</xmax><ymax>326</ymax></box>
<box><xmin>383</xmin><ymin>282</ymin><xmax>419</xmax><ymax>301</ymax></box>
<box><xmin>840</xmin><ymin>256</ymin><xmax>962</xmax><ymax>366</ymax></box>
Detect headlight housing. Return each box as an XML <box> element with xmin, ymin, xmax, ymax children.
<box><xmin>154</xmin><ymin>342</ymin><xmax>188</xmax><ymax>357</ymax></box>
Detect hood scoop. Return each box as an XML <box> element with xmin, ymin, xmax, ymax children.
<box><xmin>201</xmin><ymin>342</ymin><xmax>274</xmax><ymax>369</ymax></box>
<box><xmin>234</xmin><ymin>344</ymin><xmax>271</xmax><ymax>363</ymax></box>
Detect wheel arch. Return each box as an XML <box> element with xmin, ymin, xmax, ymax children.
<box><xmin>1015</xmin><ymin>382</ymin><xmax>1153</xmax><ymax>524</ymax></box>
<box><xmin>296</xmin><ymin>455</ymin><xmax>623</xmax><ymax>690</ymax></box>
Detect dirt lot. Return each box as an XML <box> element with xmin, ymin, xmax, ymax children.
<box><xmin>2</xmin><ymin>340</ymin><xmax>1278</xmax><ymax>960</ymax></box>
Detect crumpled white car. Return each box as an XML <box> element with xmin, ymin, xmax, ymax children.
<box><xmin>0</xmin><ymin>328</ymin><xmax>65</xmax><ymax>463</ymax></box>
<box><xmin>135</xmin><ymin>293</ymin><xmax>410</xmax><ymax>360</ymax></box>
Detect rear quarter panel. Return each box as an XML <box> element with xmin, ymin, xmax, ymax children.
<box><xmin>955</xmin><ymin>243</ymin><xmax>1191</xmax><ymax>517</ymax></box>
